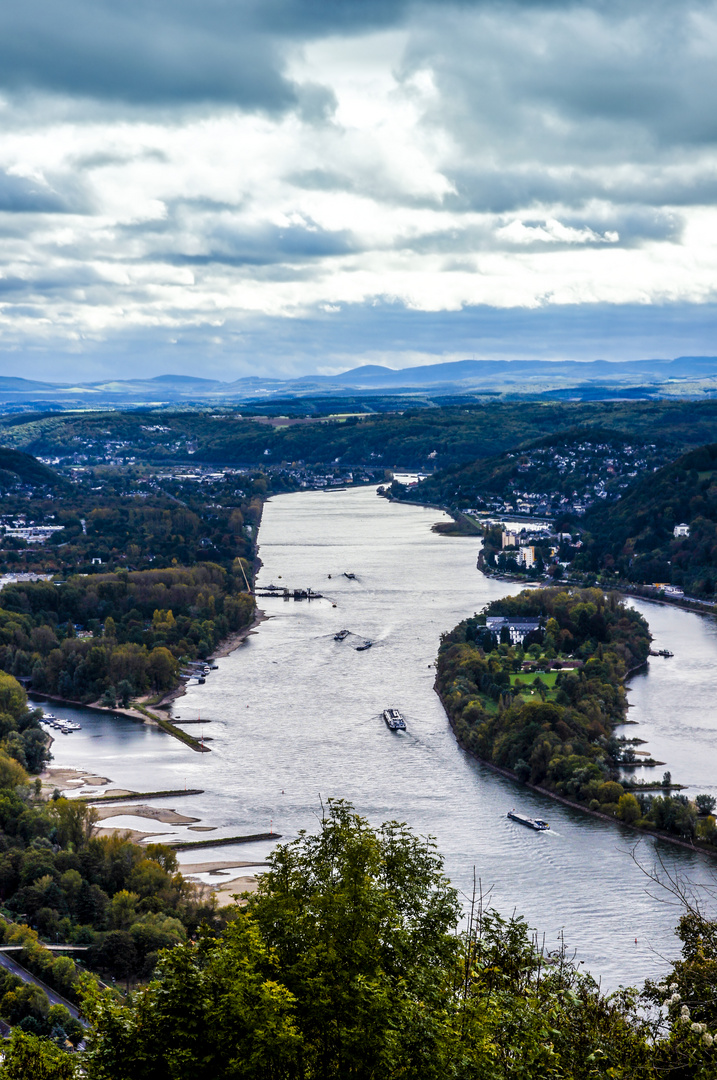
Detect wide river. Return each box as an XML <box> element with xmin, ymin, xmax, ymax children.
<box><xmin>46</xmin><ymin>486</ymin><xmax>717</xmax><ymax>988</ymax></box>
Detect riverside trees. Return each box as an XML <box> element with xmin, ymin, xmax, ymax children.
<box><xmin>435</xmin><ymin>588</ymin><xmax>717</xmax><ymax>847</ymax></box>
<box><xmin>0</xmin><ymin>565</ymin><xmax>254</xmax><ymax>704</ymax></box>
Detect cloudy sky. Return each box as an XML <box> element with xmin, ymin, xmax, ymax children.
<box><xmin>2</xmin><ymin>0</ymin><xmax>717</xmax><ymax>381</ymax></box>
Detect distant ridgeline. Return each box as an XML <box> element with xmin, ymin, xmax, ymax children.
<box><xmin>436</xmin><ymin>589</ymin><xmax>717</xmax><ymax>847</ymax></box>
<box><xmin>0</xmin><ymin>565</ymin><xmax>254</xmax><ymax>704</ymax></box>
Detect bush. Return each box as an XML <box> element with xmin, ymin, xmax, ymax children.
<box><xmin>597</xmin><ymin>781</ymin><xmax>624</xmax><ymax>804</ymax></box>
<box><xmin>617</xmin><ymin>793</ymin><xmax>641</xmax><ymax>824</ymax></box>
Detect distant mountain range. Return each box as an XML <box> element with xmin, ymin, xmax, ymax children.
<box><xmin>2</xmin><ymin>356</ymin><xmax>717</xmax><ymax>409</ymax></box>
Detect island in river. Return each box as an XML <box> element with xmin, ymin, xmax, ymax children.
<box><xmin>436</xmin><ymin>586</ymin><xmax>717</xmax><ymax>852</ymax></box>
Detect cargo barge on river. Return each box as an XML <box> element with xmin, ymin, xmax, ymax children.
<box><xmin>507</xmin><ymin>810</ymin><xmax>549</xmax><ymax>831</ymax></box>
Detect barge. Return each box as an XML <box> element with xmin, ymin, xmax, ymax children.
<box><xmin>507</xmin><ymin>810</ymin><xmax>549</xmax><ymax>831</ymax></box>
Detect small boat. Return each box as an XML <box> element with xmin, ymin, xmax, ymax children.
<box><xmin>334</xmin><ymin>629</ymin><xmax>350</xmax><ymax>641</ymax></box>
<box><xmin>356</xmin><ymin>640</ymin><xmax>373</xmax><ymax>651</ymax></box>
<box><xmin>43</xmin><ymin>713</ymin><xmax>57</xmax><ymax>722</ymax></box>
<box><xmin>343</xmin><ymin>572</ymin><xmax>356</xmax><ymax>580</ymax></box>
<box><xmin>507</xmin><ymin>810</ymin><xmax>549</xmax><ymax>831</ymax></box>
<box><xmin>383</xmin><ymin>708</ymin><xmax>406</xmax><ymax>731</ymax></box>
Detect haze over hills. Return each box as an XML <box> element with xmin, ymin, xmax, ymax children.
<box><xmin>2</xmin><ymin>356</ymin><xmax>717</xmax><ymax>410</ymax></box>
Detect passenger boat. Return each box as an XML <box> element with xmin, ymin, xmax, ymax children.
<box><xmin>334</xmin><ymin>629</ymin><xmax>350</xmax><ymax>641</ymax></box>
<box><xmin>383</xmin><ymin>708</ymin><xmax>406</xmax><ymax>731</ymax></box>
<box><xmin>507</xmin><ymin>810</ymin><xmax>549</xmax><ymax>831</ymax></box>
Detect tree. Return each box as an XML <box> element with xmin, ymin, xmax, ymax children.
<box><xmin>83</xmin><ymin>920</ymin><xmax>301</xmax><ymax>1080</ymax></box>
<box><xmin>116</xmin><ymin>679</ymin><xmax>133</xmax><ymax>708</ymax></box>
<box><xmin>81</xmin><ymin>801</ymin><xmax>660</xmax><ymax>1079</ymax></box>
<box><xmin>0</xmin><ymin>674</ymin><xmax>27</xmax><ymax>721</ymax></box>
<box><xmin>696</xmin><ymin>794</ymin><xmax>717</xmax><ymax>816</ymax></box>
<box><xmin>0</xmin><ymin>1029</ymin><xmax>76</xmax><ymax>1079</ymax></box>
<box><xmin>147</xmin><ymin>647</ymin><xmax>178</xmax><ymax>692</ymax></box>
<box><xmin>247</xmin><ymin>799</ymin><xmax>460</xmax><ymax>1080</ymax></box>
<box><xmin>100</xmin><ymin>686</ymin><xmax>116</xmax><ymax>709</ymax></box>
<box><xmin>618</xmin><ymin>793</ymin><xmax>641</xmax><ymax>824</ymax></box>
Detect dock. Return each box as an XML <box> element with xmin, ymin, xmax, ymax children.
<box><xmin>256</xmin><ymin>586</ymin><xmax>322</xmax><ymax>600</ymax></box>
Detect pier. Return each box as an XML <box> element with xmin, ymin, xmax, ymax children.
<box><xmin>255</xmin><ymin>585</ymin><xmax>322</xmax><ymax>600</ymax></box>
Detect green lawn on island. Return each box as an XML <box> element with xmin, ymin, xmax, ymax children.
<box><xmin>510</xmin><ymin>670</ymin><xmax>559</xmax><ymax>689</ymax></box>
<box><xmin>509</xmin><ymin>669</ymin><xmax>560</xmax><ymax>702</ymax></box>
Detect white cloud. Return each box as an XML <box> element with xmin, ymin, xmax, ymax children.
<box><xmin>1</xmin><ymin>2</ymin><xmax>717</xmax><ymax>376</ymax></box>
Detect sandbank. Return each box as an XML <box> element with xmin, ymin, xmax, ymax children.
<box><xmin>93</xmin><ymin>804</ymin><xmax>199</xmax><ymax>825</ymax></box>
<box><xmin>212</xmin><ymin>876</ymin><xmax>259</xmax><ymax>907</ymax></box>
<box><xmin>93</xmin><ymin>827</ymin><xmax>170</xmax><ymax>843</ymax></box>
<box><xmin>39</xmin><ymin>766</ymin><xmax>113</xmax><ymax>799</ymax></box>
<box><xmin>178</xmin><ymin>859</ymin><xmax>269</xmax><ymax>873</ymax></box>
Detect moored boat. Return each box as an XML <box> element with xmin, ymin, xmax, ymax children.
<box><xmin>383</xmin><ymin>708</ymin><xmax>406</xmax><ymax>731</ymax></box>
<box><xmin>507</xmin><ymin>810</ymin><xmax>549</xmax><ymax>831</ymax></box>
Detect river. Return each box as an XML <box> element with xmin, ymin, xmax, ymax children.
<box><xmin>45</xmin><ymin>486</ymin><xmax>717</xmax><ymax>988</ymax></box>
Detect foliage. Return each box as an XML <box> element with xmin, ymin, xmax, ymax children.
<box><xmin>394</xmin><ymin>427</ymin><xmax>668</xmax><ymax>513</ymax></box>
<box><xmin>436</xmin><ymin>589</ymin><xmax>662</xmax><ymax>814</ymax></box>
<box><xmin>11</xmin><ymin>400</ymin><xmax>717</xmax><ymax>474</ymax></box>
<box><xmin>0</xmin><ymin>566</ymin><xmax>253</xmax><ymax>703</ymax></box>
<box><xmin>0</xmin><ymin>1028</ymin><xmax>77</xmax><ymax>1078</ymax></box>
<box><xmin>578</xmin><ymin>441</ymin><xmax>717</xmax><ymax>597</ymax></box>
<box><xmin>81</xmin><ymin>802</ymin><xmax>717</xmax><ymax>1079</ymax></box>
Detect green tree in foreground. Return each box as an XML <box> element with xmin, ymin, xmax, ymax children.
<box><xmin>78</xmin><ymin>800</ymin><xmax>717</xmax><ymax>1080</ymax></box>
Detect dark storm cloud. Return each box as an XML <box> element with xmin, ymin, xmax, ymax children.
<box><xmin>403</xmin><ymin>2</ymin><xmax>717</xmax><ymax>168</ymax></box>
<box><xmin>0</xmin><ymin>0</ymin><xmax>415</xmax><ymax>109</ymax></box>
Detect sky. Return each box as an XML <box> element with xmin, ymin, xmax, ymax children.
<box><xmin>2</xmin><ymin>0</ymin><xmax>717</xmax><ymax>382</ymax></box>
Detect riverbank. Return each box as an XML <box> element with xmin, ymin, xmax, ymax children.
<box><xmin>442</xmin><ymin>722</ymin><xmax>717</xmax><ymax>859</ymax></box>
<box><xmin>29</xmin><ymin>609</ymin><xmax>268</xmax><ymax>754</ymax></box>
<box><xmin>435</xmin><ymin>588</ymin><xmax>717</xmax><ymax>858</ymax></box>
<box><xmin>153</xmin><ymin>609</ymin><xmax>269</xmax><ymax>715</ymax></box>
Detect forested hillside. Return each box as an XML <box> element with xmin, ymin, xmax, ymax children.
<box><xmin>393</xmin><ymin>427</ymin><xmax>668</xmax><ymax>514</ymax></box>
<box><xmin>9</xmin><ymin>399</ymin><xmax>717</xmax><ymax>471</ymax></box>
<box><xmin>0</xmin><ymin>447</ymin><xmax>65</xmax><ymax>491</ymax></box>
<box><xmin>571</xmin><ymin>442</ymin><xmax>717</xmax><ymax>596</ymax></box>
<box><xmin>0</xmin><ymin>672</ymin><xmax>221</xmax><ymax>1053</ymax></box>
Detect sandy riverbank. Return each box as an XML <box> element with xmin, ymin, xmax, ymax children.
<box><xmin>39</xmin><ymin>766</ymin><xmax>116</xmax><ymax>799</ymax></box>
<box><xmin>38</xmin><ymin>612</ymin><xmax>275</xmax><ymax>897</ymax></box>
<box><xmin>212</xmin><ymin>877</ymin><xmax>259</xmax><ymax>906</ymax></box>
<box><xmin>154</xmin><ymin>610</ymin><xmax>270</xmax><ymax>712</ymax></box>
<box><xmin>93</xmin><ymin>804</ymin><xmax>200</xmax><ymax>824</ymax></box>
